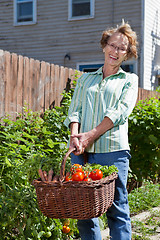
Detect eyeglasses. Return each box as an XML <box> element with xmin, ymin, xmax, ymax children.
<box><xmin>107</xmin><ymin>43</ymin><xmax>128</xmax><ymax>53</ymax></box>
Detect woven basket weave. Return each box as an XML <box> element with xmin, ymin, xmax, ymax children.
<box><xmin>32</xmin><ymin>148</ymin><xmax>118</xmax><ymax>219</ymax></box>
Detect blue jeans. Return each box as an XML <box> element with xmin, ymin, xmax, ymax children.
<box><xmin>71</xmin><ymin>150</ymin><xmax>131</xmax><ymax>240</ymax></box>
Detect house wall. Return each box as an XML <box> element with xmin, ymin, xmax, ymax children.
<box><xmin>0</xmin><ymin>1</ymin><xmax>143</xmax><ymax>86</ymax></box>
<box><xmin>0</xmin><ymin>1</ymin><xmax>141</xmax><ymax>63</ymax></box>
<box><xmin>143</xmin><ymin>0</ymin><xmax>160</xmax><ymax>90</ymax></box>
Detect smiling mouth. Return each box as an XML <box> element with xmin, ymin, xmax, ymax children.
<box><xmin>110</xmin><ymin>54</ymin><xmax>118</xmax><ymax>60</ymax></box>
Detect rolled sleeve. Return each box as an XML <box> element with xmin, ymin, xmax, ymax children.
<box><xmin>104</xmin><ymin>74</ymin><xmax>138</xmax><ymax>126</ymax></box>
<box><xmin>63</xmin><ymin>74</ymin><xmax>84</xmax><ymax>128</ymax></box>
<box><xmin>63</xmin><ymin>112</ymin><xmax>81</xmax><ymax>127</ymax></box>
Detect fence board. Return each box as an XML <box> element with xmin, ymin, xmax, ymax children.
<box><xmin>11</xmin><ymin>53</ymin><xmax>18</xmax><ymax>121</ymax></box>
<box><xmin>4</xmin><ymin>51</ymin><xmax>11</xmax><ymax>114</ymax></box>
<box><xmin>0</xmin><ymin>50</ymin><xmax>159</xmax><ymax>119</ymax></box>
<box><xmin>34</xmin><ymin>60</ymin><xmax>40</xmax><ymax>112</ymax></box>
<box><xmin>29</xmin><ymin>58</ymin><xmax>34</xmax><ymax>111</ymax></box>
<box><xmin>23</xmin><ymin>56</ymin><xmax>30</xmax><ymax>113</ymax></box>
<box><xmin>54</xmin><ymin>65</ymin><xmax>60</xmax><ymax>107</ymax></box>
<box><xmin>38</xmin><ymin>61</ymin><xmax>46</xmax><ymax>112</ymax></box>
<box><xmin>17</xmin><ymin>55</ymin><xmax>23</xmax><ymax>115</ymax></box>
<box><xmin>59</xmin><ymin>66</ymin><xmax>65</xmax><ymax>105</ymax></box>
<box><xmin>0</xmin><ymin>50</ymin><xmax>5</xmax><ymax>118</ymax></box>
<box><xmin>137</xmin><ymin>88</ymin><xmax>160</xmax><ymax>102</ymax></box>
<box><xmin>44</xmin><ymin>63</ymin><xmax>50</xmax><ymax>110</ymax></box>
<box><xmin>50</xmin><ymin>64</ymin><xmax>55</xmax><ymax>108</ymax></box>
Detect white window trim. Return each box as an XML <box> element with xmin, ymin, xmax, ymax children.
<box><xmin>68</xmin><ymin>0</ymin><xmax>95</xmax><ymax>21</ymax></box>
<box><xmin>13</xmin><ymin>0</ymin><xmax>37</xmax><ymax>26</ymax></box>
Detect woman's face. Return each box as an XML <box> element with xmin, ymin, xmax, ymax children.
<box><xmin>103</xmin><ymin>32</ymin><xmax>129</xmax><ymax>68</ymax></box>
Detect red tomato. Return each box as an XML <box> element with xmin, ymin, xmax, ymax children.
<box><xmin>71</xmin><ymin>164</ymin><xmax>83</xmax><ymax>173</ymax></box>
<box><xmin>65</xmin><ymin>176</ymin><xmax>72</xmax><ymax>181</ymax></box>
<box><xmin>83</xmin><ymin>177</ymin><xmax>91</xmax><ymax>182</ymax></box>
<box><xmin>89</xmin><ymin>169</ymin><xmax>103</xmax><ymax>180</ymax></box>
<box><xmin>72</xmin><ymin>171</ymin><xmax>84</xmax><ymax>181</ymax></box>
<box><xmin>62</xmin><ymin>225</ymin><xmax>70</xmax><ymax>233</ymax></box>
<box><xmin>65</xmin><ymin>172</ymin><xmax>72</xmax><ymax>181</ymax></box>
<box><xmin>83</xmin><ymin>170</ymin><xmax>89</xmax><ymax>179</ymax></box>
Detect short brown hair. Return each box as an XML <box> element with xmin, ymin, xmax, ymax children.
<box><xmin>100</xmin><ymin>22</ymin><xmax>138</xmax><ymax>60</ymax></box>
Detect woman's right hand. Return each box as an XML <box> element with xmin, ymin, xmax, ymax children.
<box><xmin>69</xmin><ymin>122</ymin><xmax>84</xmax><ymax>155</ymax></box>
<box><xmin>69</xmin><ymin>136</ymin><xmax>84</xmax><ymax>155</ymax></box>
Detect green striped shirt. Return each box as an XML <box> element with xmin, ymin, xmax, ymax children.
<box><xmin>64</xmin><ymin>67</ymin><xmax>138</xmax><ymax>153</ymax></box>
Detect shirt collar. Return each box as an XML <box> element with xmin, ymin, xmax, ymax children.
<box><xmin>90</xmin><ymin>66</ymin><xmax>127</xmax><ymax>77</ymax></box>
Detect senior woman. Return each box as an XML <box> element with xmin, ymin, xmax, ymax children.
<box><xmin>64</xmin><ymin>22</ymin><xmax>138</xmax><ymax>240</ymax></box>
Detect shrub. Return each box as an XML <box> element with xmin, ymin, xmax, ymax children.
<box><xmin>0</xmin><ymin>77</ymin><xmax>159</xmax><ymax>239</ymax></box>
<box><xmin>128</xmin><ymin>97</ymin><xmax>160</xmax><ymax>183</ymax></box>
<box><xmin>0</xmin><ymin>89</ymin><xmax>80</xmax><ymax>239</ymax></box>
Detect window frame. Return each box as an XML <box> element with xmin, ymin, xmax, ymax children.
<box><xmin>14</xmin><ymin>0</ymin><xmax>37</xmax><ymax>26</ymax></box>
<box><xmin>68</xmin><ymin>0</ymin><xmax>95</xmax><ymax>21</ymax></box>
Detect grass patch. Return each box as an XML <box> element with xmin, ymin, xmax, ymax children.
<box><xmin>128</xmin><ymin>181</ymin><xmax>160</xmax><ymax>215</ymax></box>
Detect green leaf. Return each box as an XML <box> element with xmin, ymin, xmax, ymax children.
<box><xmin>149</xmin><ymin>134</ymin><xmax>160</xmax><ymax>144</ymax></box>
<box><xmin>5</xmin><ymin>157</ymin><xmax>12</xmax><ymax>167</ymax></box>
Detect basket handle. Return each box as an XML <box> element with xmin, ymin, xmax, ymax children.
<box><xmin>59</xmin><ymin>146</ymin><xmax>76</xmax><ymax>182</ymax></box>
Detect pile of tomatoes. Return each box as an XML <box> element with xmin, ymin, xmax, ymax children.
<box><xmin>65</xmin><ymin>164</ymin><xmax>103</xmax><ymax>182</ymax></box>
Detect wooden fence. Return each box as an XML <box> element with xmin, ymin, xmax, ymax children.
<box><xmin>0</xmin><ymin>50</ymin><xmax>82</xmax><ymax>120</ymax></box>
<box><xmin>0</xmin><ymin>49</ymin><xmax>159</xmax><ymax>120</ymax></box>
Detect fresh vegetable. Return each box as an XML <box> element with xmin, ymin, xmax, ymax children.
<box><xmin>62</xmin><ymin>225</ymin><xmax>70</xmax><ymax>234</ymax></box>
<box><xmin>89</xmin><ymin>169</ymin><xmax>103</xmax><ymax>180</ymax></box>
<box><xmin>38</xmin><ymin>169</ymin><xmax>45</xmax><ymax>181</ymax></box>
<box><xmin>48</xmin><ymin>169</ymin><xmax>54</xmax><ymax>181</ymax></box>
<box><xmin>65</xmin><ymin>172</ymin><xmax>72</xmax><ymax>181</ymax></box>
<box><xmin>71</xmin><ymin>164</ymin><xmax>83</xmax><ymax>173</ymax></box>
<box><xmin>83</xmin><ymin>177</ymin><xmax>91</xmax><ymax>182</ymax></box>
<box><xmin>72</xmin><ymin>171</ymin><xmax>84</xmax><ymax>181</ymax></box>
<box><xmin>64</xmin><ymin>163</ymin><xmax>118</xmax><ymax>182</ymax></box>
<box><xmin>43</xmin><ymin>171</ymin><xmax>48</xmax><ymax>181</ymax></box>
<box><xmin>38</xmin><ymin>163</ymin><xmax>118</xmax><ymax>183</ymax></box>
<box><xmin>83</xmin><ymin>163</ymin><xmax>118</xmax><ymax>178</ymax></box>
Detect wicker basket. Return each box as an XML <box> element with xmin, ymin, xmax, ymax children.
<box><xmin>32</xmin><ymin>148</ymin><xmax>118</xmax><ymax>219</ymax></box>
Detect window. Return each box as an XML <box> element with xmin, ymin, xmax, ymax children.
<box><xmin>77</xmin><ymin>60</ymin><xmax>138</xmax><ymax>74</ymax></box>
<box><xmin>121</xmin><ymin>60</ymin><xmax>138</xmax><ymax>74</ymax></box>
<box><xmin>69</xmin><ymin>0</ymin><xmax>95</xmax><ymax>20</ymax></box>
<box><xmin>14</xmin><ymin>0</ymin><xmax>37</xmax><ymax>25</ymax></box>
<box><xmin>77</xmin><ymin>63</ymin><xmax>103</xmax><ymax>72</ymax></box>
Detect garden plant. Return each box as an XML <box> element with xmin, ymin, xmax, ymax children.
<box><xmin>0</xmin><ymin>80</ymin><xmax>159</xmax><ymax>239</ymax></box>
